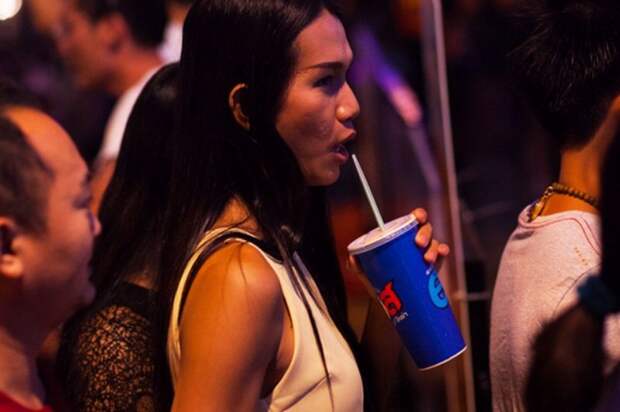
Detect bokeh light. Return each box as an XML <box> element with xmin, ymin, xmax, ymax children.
<box><xmin>0</xmin><ymin>0</ymin><xmax>23</xmax><ymax>21</ymax></box>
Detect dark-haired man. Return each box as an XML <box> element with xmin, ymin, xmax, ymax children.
<box><xmin>0</xmin><ymin>91</ymin><xmax>101</xmax><ymax>411</ymax></box>
<box><xmin>54</xmin><ymin>0</ymin><xmax>166</xmax><ymax>209</ymax></box>
<box><xmin>490</xmin><ymin>3</ymin><xmax>620</xmax><ymax>411</ymax></box>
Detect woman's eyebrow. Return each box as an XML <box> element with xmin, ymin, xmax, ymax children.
<box><xmin>305</xmin><ymin>61</ymin><xmax>345</xmax><ymax>70</ymax></box>
<box><xmin>301</xmin><ymin>55</ymin><xmax>354</xmax><ymax>72</ymax></box>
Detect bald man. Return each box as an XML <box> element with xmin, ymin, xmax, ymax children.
<box><xmin>0</xmin><ymin>87</ymin><xmax>101</xmax><ymax>411</ymax></box>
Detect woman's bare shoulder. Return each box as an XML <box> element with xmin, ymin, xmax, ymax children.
<box><xmin>174</xmin><ymin>241</ymin><xmax>285</xmax><ymax>409</ymax></box>
<box><xmin>179</xmin><ymin>240</ymin><xmax>285</xmax><ymax>346</ymax></box>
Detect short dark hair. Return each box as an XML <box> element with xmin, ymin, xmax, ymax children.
<box><xmin>0</xmin><ymin>77</ymin><xmax>41</xmax><ymax>112</ymax></box>
<box><xmin>511</xmin><ymin>0</ymin><xmax>620</xmax><ymax>149</ymax></box>
<box><xmin>74</xmin><ymin>0</ymin><xmax>167</xmax><ymax>48</ymax></box>
<box><xmin>0</xmin><ymin>116</ymin><xmax>52</xmax><ymax>233</ymax></box>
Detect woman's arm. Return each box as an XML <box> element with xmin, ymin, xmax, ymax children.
<box><xmin>172</xmin><ymin>243</ymin><xmax>284</xmax><ymax>412</ymax></box>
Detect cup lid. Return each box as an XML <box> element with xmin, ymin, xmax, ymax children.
<box><xmin>347</xmin><ymin>214</ymin><xmax>418</xmax><ymax>255</ymax></box>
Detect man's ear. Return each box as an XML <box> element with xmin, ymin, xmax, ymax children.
<box><xmin>0</xmin><ymin>218</ymin><xmax>23</xmax><ymax>280</ymax></box>
<box><xmin>228</xmin><ymin>83</ymin><xmax>251</xmax><ymax>131</ymax></box>
<box><xmin>96</xmin><ymin>12</ymin><xmax>129</xmax><ymax>53</ymax></box>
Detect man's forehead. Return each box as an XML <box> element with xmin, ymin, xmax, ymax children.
<box><xmin>62</xmin><ymin>0</ymin><xmax>89</xmax><ymax>19</ymax></box>
<box><xmin>4</xmin><ymin>107</ymin><xmax>86</xmax><ymax>177</ymax></box>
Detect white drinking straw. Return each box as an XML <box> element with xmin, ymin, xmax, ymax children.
<box><xmin>352</xmin><ymin>154</ymin><xmax>385</xmax><ymax>230</ymax></box>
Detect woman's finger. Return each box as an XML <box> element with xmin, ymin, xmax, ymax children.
<box><xmin>411</xmin><ymin>208</ymin><xmax>428</xmax><ymax>224</ymax></box>
<box><xmin>415</xmin><ymin>222</ymin><xmax>433</xmax><ymax>248</ymax></box>
<box><xmin>438</xmin><ymin>243</ymin><xmax>450</xmax><ymax>256</ymax></box>
<box><xmin>434</xmin><ymin>243</ymin><xmax>450</xmax><ymax>270</ymax></box>
<box><xmin>423</xmin><ymin>239</ymin><xmax>440</xmax><ymax>263</ymax></box>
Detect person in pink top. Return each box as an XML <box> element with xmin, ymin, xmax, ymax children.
<box><xmin>526</xmin><ymin>118</ymin><xmax>620</xmax><ymax>411</ymax></box>
<box><xmin>0</xmin><ymin>80</ymin><xmax>101</xmax><ymax>412</ymax></box>
<box><xmin>490</xmin><ymin>1</ymin><xmax>620</xmax><ymax>410</ymax></box>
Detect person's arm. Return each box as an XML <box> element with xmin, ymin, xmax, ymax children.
<box><xmin>172</xmin><ymin>242</ymin><xmax>284</xmax><ymax>412</ymax></box>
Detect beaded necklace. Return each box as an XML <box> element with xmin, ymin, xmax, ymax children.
<box><xmin>528</xmin><ymin>182</ymin><xmax>599</xmax><ymax>221</ymax></box>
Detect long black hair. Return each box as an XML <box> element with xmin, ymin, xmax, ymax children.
<box><xmin>157</xmin><ymin>0</ymin><xmax>366</xmax><ymax>408</ymax></box>
<box><xmin>90</xmin><ymin>64</ymin><xmax>178</xmax><ymax>296</ymax></box>
<box><xmin>59</xmin><ymin>63</ymin><xmax>179</xmax><ymax>410</ymax></box>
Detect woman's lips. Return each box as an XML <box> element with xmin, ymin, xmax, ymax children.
<box><xmin>330</xmin><ymin>131</ymin><xmax>356</xmax><ymax>162</ymax></box>
<box><xmin>332</xmin><ymin>143</ymin><xmax>350</xmax><ymax>162</ymax></box>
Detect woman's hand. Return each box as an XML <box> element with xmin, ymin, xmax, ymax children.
<box><xmin>411</xmin><ymin>208</ymin><xmax>450</xmax><ymax>266</ymax></box>
<box><xmin>347</xmin><ymin>208</ymin><xmax>450</xmax><ymax>274</ymax></box>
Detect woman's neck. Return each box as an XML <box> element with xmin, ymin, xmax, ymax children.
<box><xmin>213</xmin><ymin>197</ymin><xmax>263</xmax><ymax>238</ymax></box>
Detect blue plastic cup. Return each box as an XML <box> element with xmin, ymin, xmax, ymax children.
<box><xmin>347</xmin><ymin>214</ymin><xmax>466</xmax><ymax>370</ymax></box>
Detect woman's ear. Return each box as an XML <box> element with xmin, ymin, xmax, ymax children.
<box><xmin>228</xmin><ymin>83</ymin><xmax>251</xmax><ymax>130</ymax></box>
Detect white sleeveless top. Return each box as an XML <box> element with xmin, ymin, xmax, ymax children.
<box><xmin>167</xmin><ymin>229</ymin><xmax>364</xmax><ymax>411</ymax></box>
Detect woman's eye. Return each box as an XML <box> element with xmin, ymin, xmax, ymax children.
<box><xmin>76</xmin><ymin>196</ymin><xmax>92</xmax><ymax>209</ymax></box>
<box><xmin>315</xmin><ymin>75</ymin><xmax>334</xmax><ymax>88</ymax></box>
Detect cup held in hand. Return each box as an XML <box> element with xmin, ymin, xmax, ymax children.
<box><xmin>348</xmin><ymin>214</ymin><xmax>466</xmax><ymax>370</ymax></box>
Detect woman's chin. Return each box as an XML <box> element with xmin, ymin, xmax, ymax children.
<box><xmin>304</xmin><ymin>166</ymin><xmax>342</xmax><ymax>187</ymax></box>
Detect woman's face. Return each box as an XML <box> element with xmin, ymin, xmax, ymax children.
<box><xmin>276</xmin><ymin>9</ymin><xmax>360</xmax><ymax>186</ymax></box>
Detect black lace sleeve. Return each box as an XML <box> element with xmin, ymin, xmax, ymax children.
<box><xmin>60</xmin><ymin>285</ymin><xmax>157</xmax><ymax>412</ymax></box>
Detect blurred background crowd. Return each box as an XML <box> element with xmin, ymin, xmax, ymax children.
<box><xmin>0</xmin><ymin>0</ymin><xmax>556</xmax><ymax>410</ymax></box>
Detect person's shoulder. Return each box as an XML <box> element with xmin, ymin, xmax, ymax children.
<box><xmin>177</xmin><ymin>241</ymin><xmax>285</xmax><ymax>377</ymax></box>
<box><xmin>172</xmin><ymin>241</ymin><xmax>286</xmax><ymax>411</ymax></box>
<box><xmin>71</xmin><ymin>303</ymin><xmax>153</xmax><ymax>366</ymax></box>
<box><xmin>199</xmin><ymin>241</ymin><xmax>283</xmax><ymax>300</ymax></box>
<box><xmin>517</xmin><ymin>208</ymin><xmax>599</xmax><ymax>235</ymax></box>
<box><xmin>184</xmin><ymin>241</ymin><xmax>285</xmax><ymax>325</ymax></box>
<box><xmin>494</xmin><ymin>210</ymin><xmax>594</xmax><ymax>300</ymax></box>
<box><xmin>507</xmin><ymin>208</ymin><xmax>599</xmax><ymax>254</ymax></box>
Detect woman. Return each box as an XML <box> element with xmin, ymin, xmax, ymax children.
<box><xmin>160</xmin><ymin>1</ymin><xmax>448</xmax><ymax>411</ymax></box>
<box><xmin>58</xmin><ymin>63</ymin><xmax>179</xmax><ymax>412</ymax></box>
<box><xmin>60</xmin><ymin>1</ymin><xmax>448</xmax><ymax>411</ymax></box>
